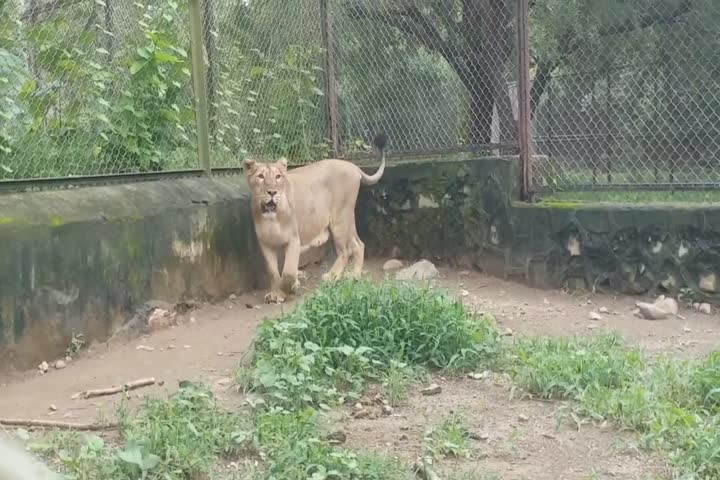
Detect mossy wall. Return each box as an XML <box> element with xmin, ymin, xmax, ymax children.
<box><xmin>0</xmin><ymin>177</ymin><xmax>264</xmax><ymax>371</ymax></box>
<box><xmin>357</xmin><ymin>157</ymin><xmax>720</xmax><ymax>303</ymax></box>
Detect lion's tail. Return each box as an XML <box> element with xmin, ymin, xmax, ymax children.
<box><xmin>360</xmin><ymin>132</ymin><xmax>387</xmax><ymax>186</ymax></box>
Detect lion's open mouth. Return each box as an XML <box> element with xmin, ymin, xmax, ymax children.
<box><xmin>261</xmin><ymin>199</ymin><xmax>277</xmax><ymax>213</ymax></box>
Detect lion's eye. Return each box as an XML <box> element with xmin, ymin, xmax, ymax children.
<box><xmin>257</xmin><ymin>174</ymin><xmax>264</xmax><ymax>180</ymax></box>
<box><xmin>275</xmin><ymin>174</ymin><xmax>282</xmax><ymax>180</ymax></box>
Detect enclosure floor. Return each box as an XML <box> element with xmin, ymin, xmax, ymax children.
<box><xmin>2</xmin><ymin>259</ymin><xmax>715</xmax><ymax>478</ymax></box>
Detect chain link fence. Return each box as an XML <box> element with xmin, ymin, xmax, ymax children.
<box><xmin>2</xmin><ymin>0</ymin><xmax>720</xmax><ymax>193</ymax></box>
<box><xmin>0</xmin><ymin>0</ymin><xmax>199</xmax><ymax>181</ymax></box>
<box><xmin>531</xmin><ymin>0</ymin><xmax>720</xmax><ymax>191</ymax></box>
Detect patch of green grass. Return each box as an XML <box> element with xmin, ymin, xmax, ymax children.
<box><xmin>31</xmin><ymin>384</ymin><xmax>249</xmax><ymax>480</ymax></box>
<box><xmin>511</xmin><ymin>333</ymin><xmax>643</xmax><ymax>400</ymax></box>
<box><xmin>423</xmin><ymin>412</ymin><xmax>472</xmax><ymax>460</ymax></box>
<box><xmin>510</xmin><ymin>334</ymin><xmax>720</xmax><ymax>478</ymax></box>
<box><xmin>542</xmin><ymin>189</ymin><xmax>720</xmax><ymax>205</ymax></box>
<box><xmin>247</xmin><ymin>279</ymin><xmax>503</xmax><ymax>408</ymax></box>
<box><xmin>381</xmin><ymin>361</ymin><xmax>425</xmax><ymax>407</ymax></box>
<box><xmin>251</xmin><ymin>407</ymin><xmax>406</xmax><ymax>480</ymax></box>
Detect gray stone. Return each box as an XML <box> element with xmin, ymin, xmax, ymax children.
<box><xmin>382</xmin><ymin>259</ymin><xmax>404</xmax><ymax>271</ymax></box>
<box><xmin>699</xmin><ymin>303</ymin><xmax>713</xmax><ymax>315</ymax></box>
<box><xmin>636</xmin><ymin>296</ymin><xmax>679</xmax><ymax>320</ymax></box>
<box><xmin>396</xmin><ymin>260</ymin><xmax>439</xmax><ymax>281</ymax></box>
<box><xmin>589</xmin><ymin>312</ymin><xmax>602</xmax><ymax>321</ymax></box>
<box><xmin>699</xmin><ymin>273</ymin><xmax>718</xmax><ymax>293</ymax></box>
<box><xmin>54</xmin><ymin>360</ymin><xmax>67</xmax><ymax>370</ymax></box>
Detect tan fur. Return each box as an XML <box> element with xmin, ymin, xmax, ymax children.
<box><xmin>244</xmin><ymin>138</ymin><xmax>386</xmax><ymax>303</ymax></box>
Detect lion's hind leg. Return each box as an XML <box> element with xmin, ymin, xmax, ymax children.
<box><xmin>322</xmin><ymin>219</ymin><xmax>352</xmax><ymax>282</ymax></box>
<box><xmin>347</xmin><ymin>227</ymin><xmax>365</xmax><ymax>279</ymax></box>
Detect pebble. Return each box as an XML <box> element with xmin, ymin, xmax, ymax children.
<box><xmin>54</xmin><ymin>360</ymin><xmax>67</xmax><ymax>370</ymax></box>
<box><xmin>589</xmin><ymin>312</ymin><xmax>602</xmax><ymax>321</ymax></box>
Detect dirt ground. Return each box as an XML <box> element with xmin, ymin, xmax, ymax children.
<box><xmin>1</xmin><ymin>259</ymin><xmax>716</xmax><ymax>479</ymax></box>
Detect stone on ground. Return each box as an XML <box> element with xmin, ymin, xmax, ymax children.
<box><xmin>396</xmin><ymin>259</ymin><xmax>439</xmax><ymax>281</ymax></box>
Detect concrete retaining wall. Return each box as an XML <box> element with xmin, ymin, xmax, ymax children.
<box><xmin>357</xmin><ymin>157</ymin><xmax>720</xmax><ymax>302</ymax></box>
<box><xmin>0</xmin><ymin>177</ymin><xmax>263</xmax><ymax>371</ymax></box>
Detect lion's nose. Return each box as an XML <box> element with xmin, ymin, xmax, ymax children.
<box><xmin>267</xmin><ymin>190</ymin><xmax>277</xmax><ymax>197</ymax></box>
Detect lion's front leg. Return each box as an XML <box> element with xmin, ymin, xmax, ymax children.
<box><xmin>260</xmin><ymin>244</ymin><xmax>285</xmax><ymax>304</ymax></box>
<box><xmin>280</xmin><ymin>237</ymin><xmax>301</xmax><ymax>295</ymax></box>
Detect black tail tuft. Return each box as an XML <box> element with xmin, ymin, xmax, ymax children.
<box><xmin>372</xmin><ymin>131</ymin><xmax>387</xmax><ymax>151</ymax></box>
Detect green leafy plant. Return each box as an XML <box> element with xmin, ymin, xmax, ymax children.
<box><xmin>423</xmin><ymin>412</ymin><xmax>472</xmax><ymax>460</ymax></box>
<box><xmin>247</xmin><ymin>279</ymin><xmax>503</xmax><ymax>408</ymax></box>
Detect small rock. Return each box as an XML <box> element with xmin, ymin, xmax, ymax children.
<box><xmin>324</xmin><ymin>431</ymin><xmax>346</xmax><ymax>445</ymax></box>
<box><xmin>599</xmin><ymin>307</ymin><xmax>609</xmax><ymax>314</ymax></box>
<box><xmin>699</xmin><ymin>303</ymin><xmax>712</xmax><ymax>315</ymax></box>
<box><xmin>354</xmin><ymin>402</ymin><xmax>364</xmax><ymax>411</ymax></box>
<box><xmin>136</xmin><ymin>345</ymin><xmax>155</xmax><ymax>352</ymax></box>
<box><xmin>587</xmin><ymin>324</ymin><xmax>599</xmax><ymax>330</ymax></box>
<box><xmin>636</xmin><ymin>296</ymin><xmax>679</xmax><ymax>320</ymax></box>
<box><xmin>382</xmin><ymin>259</ymin><xmax>404</xmax><ymax>271</ymax></box>
<box><xmin>399</xmin><ymin>433</ymin><xmax>408</xmax><ymax>441</ymax></box>
<box><xmin>420</xmin><ymin>384</ymin><xmax>442</xmax><ymax>396</ymax></box>
<box><xmin>216</xmin><ymin>377</ymin><xmax>233</xmax><ymax>386</ymax></box>
<box><xmin>542</xmin><ymin>432</ymin><xmax>556</xmax><ymax>440</ymax></box>
<box><xmin>353</xmin><ymin>409</ymin><xmax>372</xmax><ymax>419</ymax></box>
<box><xmin>459</xmin><ymin>289</ymin><xmax>470</xmax><ymax>297</ymax></box>
<box><xmin>518</xmin><ymin>414</ymin><xmax>529</xmax><ymax>422</ymax></box>
<box><xmin>459</xmin><ymin>270</ymin><xmax>471</xmax><ymax>277</ymax></box>
<box><xmin>229</xmin><ymin>293</ymin><xmax>238</xmax><ymax>301</ymax></box>
<box><xmin>699</xmin><ymin>273</ymin><xmax>718</xmax><ymax>293</ymax></box>
<box><xmin>183</xmin><ymin>345</ymin><xmax>191</xmax><ymax>349</ymax></box>
<box><xmin>396</xmin><ymin>260</ymin><xmax>439</xmax><ymax>281</ymax></box>
<box><xmin>589</xmin><ymin>312</ymin><xmax>602</xmax><ymax>321</ymax></box>
<box><xmin>469</xmin><ymin>431</ymin><xmax>490</xmax><ymax>441</ymax></box>
<box><xmin>683</xmin><ymin>326</ymin><xmax>692</xmax><ymax>333</ymax></box>
<box><xmin>190</xmin><ymin>317</ymin><xmax>197</xmax><ymax>324</ymax></box>
<box><xmin>468</xmin><ymin>371</ymin><xmax>489</xmax><ymax>380</ymax></box>
<box><xmin>382</xmin><ymin>405</ymin><xmax>393</xmax><ymax>416</ymax></box>
<box><xmin>38</xmin><ymin>361</ymin><xmax>49</xmax><ymax>373</ymax></box>
<box><xmin>148</xmin><ymin>308</ymin><xmax>174</xmax><ymax>331</ymax></box>
<box><xmin>54</xmin><ymin>360</ymin><xmax>67</xmax><ymax>370</ymax></box>
<box><xmin>502</xmin><ymin>327</ymin><xmax>514</xmax><ymax>337</ymax></box>
<box><xmin>48</xmin><ymin>404</ymin><xmax>58</xmax><ymax>412</ymax></box>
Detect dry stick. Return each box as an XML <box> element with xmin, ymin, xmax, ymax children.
<box><xmin>413</xmin><ymin>462</ymin><xmax>443</xmax><ymax>480</ymax></box>
<box><xmin>0</xmin><ymin>419</ymin><xmax>118</xmax><ymax>431</ymax></box>
<box><xmin>75</xmin><ymin>377</ymin><xmax>156</xmax><ymax>400</ymax></box>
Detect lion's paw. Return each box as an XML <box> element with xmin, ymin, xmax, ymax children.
<box><xmin>264</xmin><ymin>290</ymin><xmax>286</xmax><ymax>304</ymax></box>
<box><xmin>321</xmin><ymin>272</ymin><xmax>341</xmax><ymax>283</ymax></box>
<box><xmin>280</xmin><ymin>273</ymin><xmax>300</xmax><ymax>294</ymax></box>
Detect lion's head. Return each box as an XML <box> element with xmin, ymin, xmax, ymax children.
<box><xmin>243</xmin><ymin>158</ymin><xmax>289</xmax><ymax>215</ymax></box>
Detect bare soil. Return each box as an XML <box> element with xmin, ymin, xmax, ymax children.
<box><xmin>1</xmin><ymin>259</ymin><xmax>716</xmax><ymax>479</ymax></box>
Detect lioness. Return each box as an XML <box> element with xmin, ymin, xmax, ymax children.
<box><xmin>244</xmin><ymin>133</ymin><xmax>387</xmax><ymax>304</ymax></box>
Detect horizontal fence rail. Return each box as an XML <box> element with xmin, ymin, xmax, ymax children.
<box><xmin>1</xmin><ymin>0</ymin><xmax>719</xmax><ymax>194</ymax></box>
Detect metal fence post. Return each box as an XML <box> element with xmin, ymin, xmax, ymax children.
<box><xmin>320</xmin><ymin>0</ymin><xmax>340</xmax><ymax>158</ymax></box>
<box><xmin>188</xmin><ymin>0</ymin><xmax>212</xmax><ymax>175</ymax></box>
<box><xmin>516</xmin><ymin>0</ymin><xmax>533</xmax><ymax>200</ymax></box>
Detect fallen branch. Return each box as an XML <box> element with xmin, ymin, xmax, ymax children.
<box><xmin>413</xmin><ymin>461</ymin><xmax>442</xmax><ymax>480</ymax></box>
<box><xmin>74</xmin><ymin>377</ymin><xmax>156</xmax><ymax>399</ymax></box>
<box><xmin>0</xmin><ymin>419</ymin><xmax>118</xmax><ymax>431</ymax></box>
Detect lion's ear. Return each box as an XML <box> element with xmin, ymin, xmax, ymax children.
<box><xmin>243</xmin><ymin>158</ymin><xmax>257</xmax><ymax>176</ymax></box>
<box><xmin>276</xmin><ymin>158</ymin><xmax>288</xmax><ymax>172</ymax></box>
